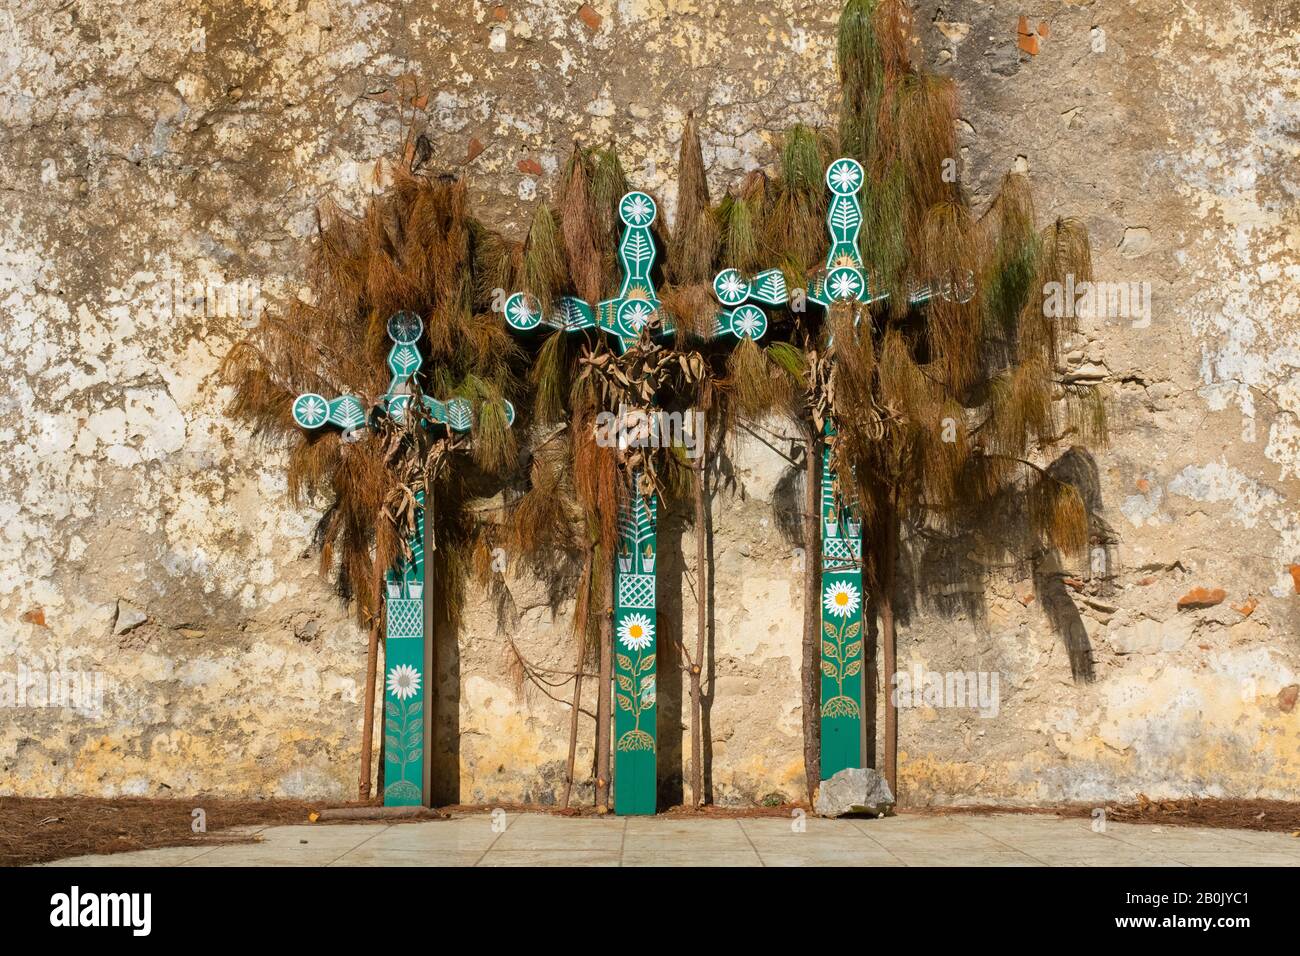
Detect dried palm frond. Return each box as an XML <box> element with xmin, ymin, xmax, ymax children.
<box><xmin>559</xmin><ymin>145</ymin><xmax>604</xmax><ymax>307</ymax></box>
<box><xmin>717</xmin><ymin>188</ymin><xmax>760</xmax><ymax>276</ymax></box>
<box><xmin>522</xmin><ymin>203</ymin><xmax>566</xmax><ymax>318</ymax></box>
<box><xmin>223</xmin><ymin>164</ymin><xmax>520</xmax><ymax>631</ymax></box>
<box><xmin>670</xmin><ymin>112</ymin><xmax>719</xmax><ymax>285</ymax></box>
<box><xmin>724</xmin><ymin>336</ymin><xmax>786</xmax><ymax>420</ymax></box>
<box><xmin>766</xmin><ymin>125</ymin><xmax>829</xmax><ymax>281</ymax></box>
<box><xmin>659</xmin><ymin>282</ymin><xmax>719</xmax><ymax>342</ymax></box>
<box><xmin>591</xmin><ymin>147</ymin><xmax>630</xmax><ymax>296</ymax></box>
<box><xmin>529</xmin><ymin>329</ymin><xmax>573</xmax><ymax>426</ymax></box>
<box><xmin>838</xmin><ymin>0</ymin><xmax>884</xmax><ymax>163</ymax></box>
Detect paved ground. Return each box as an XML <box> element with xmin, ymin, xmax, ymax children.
<box><xmin>36</xmin><ymin>812</ymin><xmax>1300</xmax><ymax>866</ymax></box>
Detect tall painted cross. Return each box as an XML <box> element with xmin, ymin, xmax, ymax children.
<box><xmin>806</xmin><ymin>157</ymin><xmax>971</xmax><ymax>779</ymax></box>
<box><xmin>502</xmin><ymin>190</ymin><xmax>765</xmax><ymax>815</ymax></box>
<box><xmin>807</xmin><ymin>158</ymin><xmax>871</xmax><ymax>779</ymax></box>
<box><xmin>292</xmin><ymin>310</ymin><xmax>513</xmax><ymax>806</ymax></box>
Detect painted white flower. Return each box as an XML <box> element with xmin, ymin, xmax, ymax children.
<box><xmin>506</xmin><ymin>295</ymin><xmax>534</xmax><ymax>325</ymax></box>
<box><xmin>828</xmin><ymin>159</ymin><xmax>862</xmax><ymax>193</ymax></box>
<box><xmin>621</xmin><ymin>193</ymin><xmax>654</xmax><ymax>226</ymax></box>
<box><xmin>618</xmin><ymin>613</ymin><xmax>655</xmax><ymax>651</ymax></box>
<box><xmin>623</xmin><ymin>301</ymin><xmax>654</xmax><ymax>331</ymax></box>
<box><xmin>829</xmin><ymin>270</ymin><xmax>861</xmax><ymax>300</ymax></box>
<box><xmin>823</xmin><ymin>581</ymin><xmax>861</xmax><ymax>619</ymax></box>
<box><xmin>732</xmin><ymin>307</ymin><xmax>763</xmax><ymax>339</ymax></box>
<box><xmin>387</xmin><ymin>311</ymin><xmax>423</xmax><ymax>344</ymax></box>
<box><xmin>717</xmin><ymin>270</ymin><xmax>746</xmax><ymax>302</ymax></box>
<box><xmin>294</xmin><ymin>394</ymin><xmax>327</xmax><ymax>427</ymax></box>
<box><xmin>386</xmin><ymin>664</ymin><xmax>422</xmax><ymax>701</ymax></box>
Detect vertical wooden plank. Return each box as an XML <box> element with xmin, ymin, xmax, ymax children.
<box><xmin>613</xmin><ymin>486</ymin><xmax>657</xmax><ymax>814</ymax></box>
<box><xmin>819</xmin><ymin>433</ymin><xmax>864</xmax><ymax>779</ymax></box>
<box><xmin>383</xmin><ymin>491</ymin><xmax>426</xmax><ymax>806</ymax></box>
<box><xmin>811</xmin><ymin>158</ymin><xmax>869</xmax><ymax>781</ymax></box>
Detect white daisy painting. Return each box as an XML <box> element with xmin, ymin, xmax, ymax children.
<box><xmin>618</xmin><ymin>613</ymin><xmax>654</xmax><ymax>651</ymax></box>
<box><xmin>823</xmin><ymin>581</ymin><xmax>861</xmax><ymax>619</ymax></box>
<box><xmin>386</xmin><ymin>664</ymin><xmax>422</xmax><ymax>701</ymax></box>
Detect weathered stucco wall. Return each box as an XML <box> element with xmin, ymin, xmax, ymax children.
<box><xmin>2</xmin><ymin>0</ymin><xmax>1298</xmax><ymax>805</ymax></box>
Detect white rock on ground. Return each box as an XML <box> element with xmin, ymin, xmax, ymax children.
<box><xmin>814</xmin><ymin>768</ymin><xmax>895</xmax><ymax>818</ymax></box>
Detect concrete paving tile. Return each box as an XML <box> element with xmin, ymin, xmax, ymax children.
<box><xmin>623</xmin><ymin>818</ymin><xmax>751</xmax><ymax>851</ymax></box>
<box><xmin>182</xmin><ymin>823</ymin><xmax>385</xmax><ymax>866</ymax></box>
<box><xmin>1193</xmin><ymin>829</ymin><xmax>1300</xmax><ymax>851</ymax></box>
<box><xmin>491</xmin><ymin>815</ymin><xmax>625</xmax><ymax>851</ymax></box>
<box><xmin>755</xmin><ymin>845</ymin><xmax>905</xmax><ymax>867</ymax></box>
<box><xmin>739</xmin><ymin>817</ymin><xmax>870</xmax><ymax>838</ymax></box>
<box><xmin>330</xmin><ymin>847</ymin><xmax>487</xmax><ymax>867</ymax></box>
<box><xmin>252</xmin><ymin>823</ymin><xmax>389</xmax><ymax>849</ymax></box>
<box><xmin>41</xmin><ymin>845</ymin><xmax>216</xmax><ymax>867</ymax></box>
<box><xmin>183</xmin><ymin>846</ymin><xmax>358</xmax><ymax>866</ymax></box>
<box><xmin>621</xmin><ymin>848</ymin><xmax>761</xmax><ymax>867</ymax></box>
<box><xmin>1021</xmin><ymin>848</ymin><xmax>1186</xmax><ymax>867</ymax></box>
<box><xmin>478</xmin><ymin>849</ymin><xmax>622</xmax><ymax>867</ymax></box>
<box><xmin>1167</xmin><ymin>850</ymin><xmax>1300</xmax><ymax>867</ymax></box>
<box><xmin>860</xmin><ymin>831</ymin><xmax>1007</xmax><ymax>852</ymax></box>
<box><xmin>956</xmin><ymin>816</ymin><xmax>1096</xmax><ymax>839</ymax></box>
<box><xmin>1102</xmin><ymin>827</ymin><xmax>1260</xmax><ymax>854</ymax></box>
<box><xmin>353</xmin><ymin>818</ymin><xmax>501</xmax><ymax>852</ymax></box>
<box><xmin>893</xmin><ymin>850</ymin><xmax>1047</xmax><ymax>867</ymax></box>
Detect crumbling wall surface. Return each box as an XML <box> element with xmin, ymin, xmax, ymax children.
<box><xmin>1</xmin><ymin>0</ymin><xmax>1297</xmax><ymax>804</ymax></box>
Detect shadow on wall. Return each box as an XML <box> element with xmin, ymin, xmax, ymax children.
<box><xmin>903</xmin><ymin>446</ymin><xmax>1116</xmax><ymax>684</ymax></box>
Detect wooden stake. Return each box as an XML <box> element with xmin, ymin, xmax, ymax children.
<box><xmin>690</xmin><ymin>410</ymin><xmax>709</xmax><ymax>807</ymax></box>
<box><xmin>358</xmin><ymin>618</ymin><xmax>381</xmax><ymax>800</ymax></box>
<box><xmin>594</xmin><ymin>564</ymin><xmax>613</xmax><ymax>810</ymax></box>
<box><xmin>801</xmin><ymin>423</ymin><xmax>822</xmax><ymax>802</ymax></box>
<box><xmin>881</xmin><ymin>499</ymin><xmax>899</xmax><ymax>798</ymax></box>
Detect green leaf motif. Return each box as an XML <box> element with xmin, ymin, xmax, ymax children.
<box><xmin>640</xmin><ymin>656</ymin><xmax>654</xmax><ymax>673</ymax></box>
<box><xmin>617</xmin><ymin>693</ymin><xmax>633</xmax><ymax>713</ymax></box>
<box><xmin>823</xmin><ymin>621</ymin><xmax>837</xmax><ymax>638</ymax></box>
<box><xmin>616</xmin><ymin>654</ymin><xmax>633</xmax><ymax>672</ymax></box>
<box><xmin>844</xmin><ymin>640</ymin><xmax>863</xmax><ymax>660</ymax></box>
<box><xmin>617</xmin><ymin>674</ymin><xmax>634</xmax><ymax>692</ymax></box>
<box><xmin>385</xmin><ymin>701</ymin><xmax>399</xmax><ymax>718</ymax></box>
<box><xmin>821</xmin><ymin>660</ymin><xmax>838</xmax><ymax>679</ymax></box>
<box><xmin>845</xmin><ymin>621</ymin><xmax>861</xmax><ymax>639</ymax></box>
<box><xmin>845</xmin><ymin>660</ymin><xmax>862</xmax><ymax>677</ymax></box>
<box><xmin>822</xmin><ymin>640</ymin><xmax>838</xmax><ymax>659</ymax></box>
<box><xmin>625</xmin><ymin>232</ymin><xmax>652</xmax><ymax>266</ymax></box>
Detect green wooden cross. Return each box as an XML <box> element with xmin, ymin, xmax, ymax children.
<box><xmin>502</xmin><ymin>189</ymin><xmax>767</xmax><ymax>815</ymax></box>
<box><xmin>292</xmin><ymin>310</ymin><xmax>513</xmax><ymax>807</ymax></box>
<box><xmin>806</xmin><ymin>158</ymin><xmax>970</xmax><ymax>780</ymax></box>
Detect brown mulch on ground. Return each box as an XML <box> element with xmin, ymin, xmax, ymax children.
<box><xmin>0</xmin><ymin>797</ymin><xmax>352</xmax><ymax>867</ymax></box>
<box><xmin>906</xmin><ymin>797</ymin><xmax>1300</xmax><ymax>834</ymax></box>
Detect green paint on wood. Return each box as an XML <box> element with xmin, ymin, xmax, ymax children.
<box><xmin>614</xmin><ymin>486</ymin><xmax>657</xmax><ymax>814</ymax></box>
<box><xmin>382</xmin><ymin>488</ymin><xmax>426</xmax><ymax>806</ymax></box>
<box><xmin>291</xmin><ymin>311</ymin><xmax>511</xmax><ymax>808</ymax></box>
<box><xmin>810</xmin><ymin>159</ymin><xmax>869</xmax><ymax>779</ymax></box>
<box><xmin>819</xmin><ymin>431</ymin><xmax>864</xmax><ymax>778</ymax></box>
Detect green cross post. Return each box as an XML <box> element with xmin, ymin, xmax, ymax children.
<box><xmin>293</xmin><ymin>311</ymin><xmax>513</xmax><ymax>806</ymax></box>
